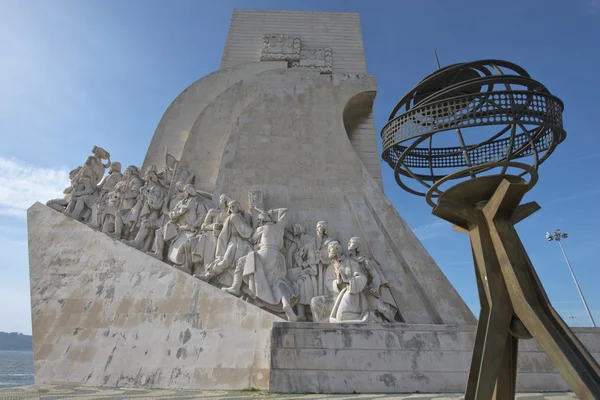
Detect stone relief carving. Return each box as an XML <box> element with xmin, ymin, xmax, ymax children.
<box><xmin>187</xmin><ymin>194</ymin><xmax>232</xmax><ymax>277</ymax></box>
<box><xmin>259</xmin><ymin>34</ymin><xmax>332</xmax><ymax>74</ymax></box>
<box><xmin>260</xmin><ymin>34</ymin><xmax>301</xmax><ymax>62</ymax></box>
<box><xmin>123</xmin><ymin>166</ymin><xmax>169</xmax><ymax>251</ymax></box>
<box><xmin>224</xmin><ymin>208</ymin><xmax>298</xmax><ymax>321</ymax></box>
<box><xmin>46</xmin><ymin>147</ymin><xmax>404</xmax><ymax>323</ymax></box>
<box><xmin>197</xmin><ymin>200</ymin><xmax>254</xmax><ymax>286</ymax></box>
<box><xmin>292</xmin><ymin>47</ymin><xmax>333</xmax><ymax>74</ymax></box>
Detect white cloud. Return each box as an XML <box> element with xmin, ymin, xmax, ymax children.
<box><xmin>0</xmin><ymin>157</ymin><xmax>69</xmax><ymax>218</ymax></box>
<box><xmin>413</xmin><ymin>219</ymin><xmax>449</xmax><ymax>241</ymax></box>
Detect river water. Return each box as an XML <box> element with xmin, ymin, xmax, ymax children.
<box><xmin>0</xmin><ymin>350</ymin><xmax>34</xmax><ymax>388</ymax></box>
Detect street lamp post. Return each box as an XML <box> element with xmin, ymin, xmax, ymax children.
<box><xmin>546</xmin><ymin>229</ymin><xmax>597</xmax><ymax>327</ymax></box>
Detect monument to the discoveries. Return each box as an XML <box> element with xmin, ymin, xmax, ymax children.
<box><xmin>28</xmin><ymin>9</ymin><xmax>599</xmax><ymax>394</ymax></box>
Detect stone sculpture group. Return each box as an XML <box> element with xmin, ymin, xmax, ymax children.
<box><xmin>47</xmin><ymin>146</ymin><xmax>402</xmax><ymax>323</ymax></box>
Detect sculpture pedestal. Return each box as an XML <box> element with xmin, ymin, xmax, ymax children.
<box><xmin>26</xmin><ymin>202</ymin><xmax>600</xmax><ymax>393</ymax></box>
<box><xmin>269</xmin><ymin>322</ymin><xmax>600</xmax><ymax>394</ymax></box>
<box><xmin>432</xmin><ymin>176</ymin><xmax>600</xmax><ymax>399</ymax></box>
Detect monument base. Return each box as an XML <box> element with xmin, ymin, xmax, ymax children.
<box><xmin>27</xmin><ymin>203</ymin><xmax>281</xmax><ymax>391</ymax></box>
<box><xmin>270</xmin><ymin>322</ymin><xmax>600</xmax><ymax>393</ymax></box>
<box><xmin>27</xmin><ymin>203</ymin><xmax>600</xmax><ymax>393</ymax></box>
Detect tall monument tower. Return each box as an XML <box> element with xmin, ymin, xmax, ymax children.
<box><xmin>142</xmin><ymin>9</ymin><xmax>475</xmax><ymax>325</ymax></box>
<box><xmin>42</xmin><ymin>9</ymin><xmax>600</xmax><ymax>395</ymax></box>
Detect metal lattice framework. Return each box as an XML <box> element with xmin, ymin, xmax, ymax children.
<box><xmin>380</xmin><ymin>59</ymin><xmax>566</xmax><ymax>205</ymax></box>
<box><xmin>379</xmin><ymin>60</ymin><xmax>600</xmax><ymax>400</ymax></box>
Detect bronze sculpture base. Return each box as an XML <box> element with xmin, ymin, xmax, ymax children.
<box><xmin>432</xmin><ymin>176</ymin><xmax>600</xmax><ymax>400</ymax></box>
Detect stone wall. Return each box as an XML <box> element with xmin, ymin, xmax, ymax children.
<box><xmin>28</xmin><ymin>202</ymin><xmax>282</xmax><ymax>390</ymax></box>
<box><xmin>142</xmin><ymin>61</ymin><xmax>287</xmax><ymax>171</ymax></box>
<box><xmin>212</xmin><ymin>69</ymin><xmax>476</xmax><ymax>326</ymax></box>
<box><xmin>269</xmin><ymin>322</ymin><xmax>600</xmax><ymax>393</ymax></box>
<box><xmin>221</xmin><ymin>9</ymin><xmax>368</xmax><ymax>74</ymax></box>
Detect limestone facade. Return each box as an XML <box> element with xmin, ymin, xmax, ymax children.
<box><xmin>28</xmin><ymin>203</ymin><xmax>280</xmax><ymax>390</ymax></box>
<box><xmin>270</xmin><ymin>322</ymin><xmax>600</xmax><ymax>393</ymax></box>
<box><xmin>32</xmin><ymin>8</ymin><xmax>594</xmax><ymax>394</ymax></box>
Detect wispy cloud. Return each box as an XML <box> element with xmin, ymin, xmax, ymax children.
<box><xmin>413</xmin><ymin>220</ymin><xmax>449</xmax><ymax>241</ymax></box>
<box><xmin>0</xmin><ymin>157</ymin><xmax>69</xmax><ymax>218</ymax></box>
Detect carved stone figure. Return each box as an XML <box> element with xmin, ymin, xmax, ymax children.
<box><xmin>90</xmin><ymin>162</ymin><xmax>123</xmax><ymax>229</ymax></box>
<box><xmin>305</xmin><ymin>221</ymin><xmax>333</xmax><ymax>296</ymax></box>
<box><xmin>348</xmin><ymin>237</ymin><xmax>400</xmax><ymax>323</ymax></box>
<box><xmin>41</xmin><ymin>147</ymin><xmax>405</xmax><ymax>326</ymax></box>
<box><xmin>290</xmin><ymin>246</ymin><xmax>317</xmax><ymax>321</ymax></box>
<box><xmin>109</xmin><ymin>166</ymin><xmax>143</xmax><ymax>238</ymax></box>
<box><xmin>101</xmin><ymin>181</ymin><xmax>125</xmax><ymax>233</ymax></box>
<box><xmin>326</xmin><ymin>240</ymin><xmax>370</xmax><ymax>323</ymax></box>
<box><xmin>147</xmin><ymin>184</ymin><xmax>200</xmax><ymax>264</ymax></box>
<box><xmin>79</xmin><ymin>145</ymin><xmax>112</xmax><ymax>186</ymax></box>
<box><xmin>163</xmin><ymin>152</ymin><xmax>194</xmax><ymax>195</ymax></box>
<box><xmin>198</xmin><ymin>200</ymin><xmax>253</xmax><ymax>284</ymax></box>
<box><xmin>97</xmin><ymin>162</ymin><xmax>123</xmax><ymax>202</ymax></box>
<box><xmin>188</xmin><ymin>194</ymin><xmax>232</xmax><ymax>276</ymax></box>
<box><xmin>46</xmin><ymin>167</ymin><xmax>82</xmax><ymax>213</ymax></box>
<box><xmin>169</xmin><ymin>181</ymin><xmax>186</xmax><ymax>211</ymax></box>
<box><xmin>223</xmin><ymin>208</ymin><xmax>298</xmax><ymax>322</ymax></box>
<box><xmin>64</xmin><ymin>172</ymin><xmax>97</xmax><ymax>222</ymax></box>
<box><xmin>284</xmin><ymin>223</ymin><xmax>311</xmax><ymax>274</ymax></box>
<box><xmin>123</xmin><ymin>166</ymin><xmax>169</xmax><ymax>250</ymax></box>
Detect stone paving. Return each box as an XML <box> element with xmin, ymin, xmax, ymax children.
<box><xmin>0</xmin><ymin>385</ymin><xmax>578</xmax><ymax>400</ymax></box>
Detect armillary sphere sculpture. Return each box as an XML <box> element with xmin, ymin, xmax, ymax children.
<box><xmin>381</xmin><ymin>60</ymin><xmax>600</xmax><ymax>399</ymax></box>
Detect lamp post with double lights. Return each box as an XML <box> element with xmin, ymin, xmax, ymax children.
<box><xmin>546</xmin><ymin>229</ymin><xmax>596</xmax><ymax>327</ymax></box>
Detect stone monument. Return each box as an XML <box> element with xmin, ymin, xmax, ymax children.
<box><xmin>27</xmin><ymin>9</ymin><xmax>600</xmax><ymax>394</ymax></box>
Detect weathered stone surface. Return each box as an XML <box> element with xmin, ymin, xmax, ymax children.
<box><xmin>269</xmin><ymin>322</ymin><xmax>600</xmax><ymax>393</ymax></box>
<box><xmin>208</xmin><ymin>67</ymin><xmax>474</xmax><ymax>326</ymax></box>
<box><xmin>139</xmin><ymin>8</ymin><xmax>477</xmax><ymax>326</ymax></box>
<box><xmin>142</xmin><ymin>61</ymin><xmax>288</xmax><ymax>173</ymax></box>
<box><xmin>28</xmin><ymin>202</ymin><xmax>282</xmax><ymax>390</ymax></box>
<box><xmin>0</xmin><ymin>384</ymin><xmax>580</xmax><ymax>399</ymax></box>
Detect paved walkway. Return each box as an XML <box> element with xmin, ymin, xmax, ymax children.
<box><xmin>0</xmin><ymin>385</ymin><xmax>578</xmax><ymax>400</ymax></box>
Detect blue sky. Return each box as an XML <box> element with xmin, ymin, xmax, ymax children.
<box><xmin>1</xmin><ymin>0</ymin><xmax>599</xmax><ymax>334</ymax></box>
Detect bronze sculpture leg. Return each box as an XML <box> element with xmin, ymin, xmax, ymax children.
<box><xmin>436</xmin><ymin>178</ymin><xmax>600</xmax><ymax>400</ymax></box>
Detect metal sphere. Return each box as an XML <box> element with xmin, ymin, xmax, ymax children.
<box><xmin>380</xmin><ymin>60</ymin><xmax>566</xmax><ymax>207</ymax></box>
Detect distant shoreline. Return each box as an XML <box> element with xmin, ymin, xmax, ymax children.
<box><xmin>0</xmin><ymin>332</ymin><xmax>33</xmax><ymax>352</ymax></box>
